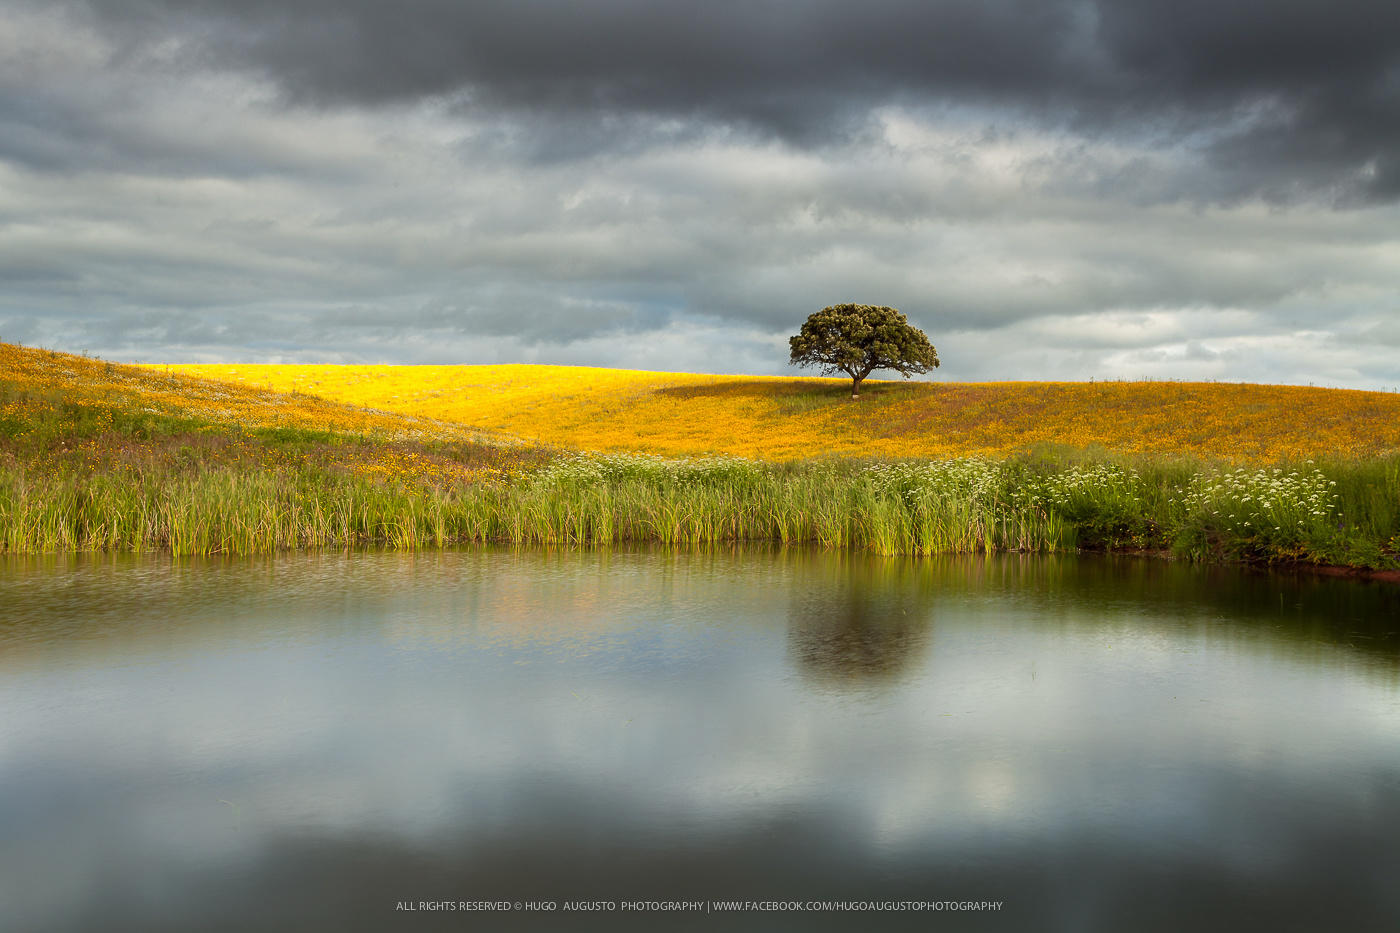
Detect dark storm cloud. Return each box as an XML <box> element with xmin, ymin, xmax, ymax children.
<box><xmin>66</xmin><ymin>0</ymin><xmax>1400</xmax><ymax>202</ymax></box>
<box><xmin>83</xmin><ymin>0</ymin><xmax>1080</xmax><ymax>111</ymax></box>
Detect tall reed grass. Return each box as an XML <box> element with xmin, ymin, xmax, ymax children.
<box><xmin>3</xmin><ymin>450</ymin><xmax>1396</xmax><ymax>567</ymax></box>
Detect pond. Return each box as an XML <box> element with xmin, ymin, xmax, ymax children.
<box><xmin>2</xmin><ymin>548</ymin><xmax>1398</xmax><ymax>931</ymax></box>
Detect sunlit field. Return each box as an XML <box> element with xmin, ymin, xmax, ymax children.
<box><xmin>3</xmin><ymin>342</ymin><xmax>1398</xmax><ymax>567</ymax></box>
<box><xmin>2</xmin><ymin>343</ymin><xmax>542</xmax><ymax>484</ymax></box>
<box><xmin>167</xmin><ymin>362</ymin><xmax>1400</xmax><ymax>461</ymax></box>
<box><xmin>0</xmin><ymin>342</ymin><xmax>554</xmax><ymax>552</ymax></box>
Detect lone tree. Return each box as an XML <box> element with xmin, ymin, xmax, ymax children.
<box><xmin>788</xmin><ymin>303</ymin><xmax>939</xmax><ymax>398</ymax></box>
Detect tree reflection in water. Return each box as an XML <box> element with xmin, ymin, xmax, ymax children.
<box><xmin>786</xmin><ymin>552</ymin><xmax>936</xmax><ymax>685</ymax></box>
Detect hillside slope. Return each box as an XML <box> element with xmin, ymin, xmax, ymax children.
<box><xmin>1</xmin><ymin>342</ymin><xmax>556</xmax><ymax>553</ymax></box>
<box><xmin>1</xmin><ymin>342</ymin><xmax>545</xmax><ymax>486</ymax></box>
<box><xmin>167</xmin><ymin>362</ymin><xmax>1400</xmax><ymax>462</ymax></box>
<box><xmin>4</xmin><ymin>343</ymin><xmax>1396</xmax><ymax>565</ymax></box>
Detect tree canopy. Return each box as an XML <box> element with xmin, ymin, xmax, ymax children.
<box><xmin>788</xmin><ymin>304</ymin><xmax>939</xmax><ymax>397</ymax></box>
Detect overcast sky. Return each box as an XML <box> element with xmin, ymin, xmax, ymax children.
<box><xmin>3</xmin><ymin>0</ymin><xmax>1398</xmax><ymax>386</ymax></box>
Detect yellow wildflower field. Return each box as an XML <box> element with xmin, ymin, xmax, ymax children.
<box><xmin>1</xmin><ymin>342</ymin><xmax>550</xmax><ymax>485</ymax></box>
<box><xmin>163</xmin><ymin>362</ymin><xmax>1400</xmax><ymax>462</ymax></box>
<box><xmin>1</xmin><ymin>342</ymin><xmax>501</xmax><ymax>446</ymax></box>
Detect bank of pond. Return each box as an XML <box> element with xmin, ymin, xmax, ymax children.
<box><xmin>2</xmin><ymin>450</ymin><xmax>1397</xmax><ymax>574</ymax></box>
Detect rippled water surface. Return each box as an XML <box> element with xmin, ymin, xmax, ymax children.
<box><xmin>2</xmin><ymin>549</ymin><xmax>1398</xmax><ymax>931</ymax></box>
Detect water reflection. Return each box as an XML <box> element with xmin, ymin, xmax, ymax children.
<box><xmin>1</xmin><ymin>548</ymin><xmax>1398</xmax><ymax>932</ymax></box>
<box><xmin>787</xmin><ymin>553</ymin><xmax>935</xmax><ymax>684</ymax></box>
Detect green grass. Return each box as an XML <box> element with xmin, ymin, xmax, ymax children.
<box><xmin>3</xmin><ymin>445</ymin><xmax>1397</xmax><ymax>567</ymax></box>
<box><xmin>3</xmin><ymin>350</ymin><xmax>1397</xmax><ymax>566</ymax></box>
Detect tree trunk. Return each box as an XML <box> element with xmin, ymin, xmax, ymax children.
<box><xmin>851</xmin><ymin>374</ymin><xmax>864</xmax><ymax>398</ymax></box>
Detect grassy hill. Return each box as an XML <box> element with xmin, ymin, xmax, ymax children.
<box><xmin>164</xmin><ymin>362</ymin><xmax>1400</xmax><ymax>461</ymax></box>
<box><xmin>0</xmin><ymin>342</ymin><xmax>551</xmax><ymax>552</ymax></box>
<box><xmin>3</xmin><ymin>341</ymin><xmax>1397</xmax><ymax>568</ymax></box>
